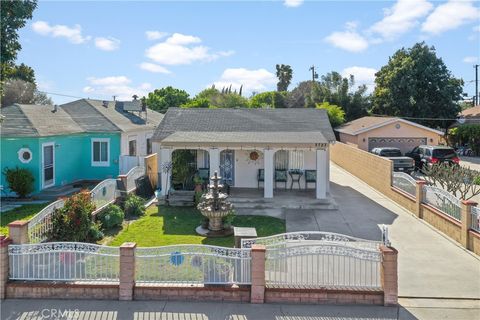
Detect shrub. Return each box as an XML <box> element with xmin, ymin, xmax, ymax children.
<box><xmin>48</xmin><ymin>191</ymin><xmax>95</xmax><ymax>242</ymax></box>
<box><xmin>124</xmin><ymin>194</ymin><xmax>145</xmax><ymax>216</ymax></box>
<box><xmin>87</xmin><ymin>222</ymin><xmax>104</xmax><ymax>242</ymax></box>
<box><xmin>3</xmin><ymin>167</ymin><xmax>34</xmax><ymax>198</ymax></box>
<box><xmin>97</xmin><ymin>204</ymin><xmax>124</xmax><ymax>229</ymax></box>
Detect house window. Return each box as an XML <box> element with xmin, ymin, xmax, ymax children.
<box><xmin>146</xmin><ymin>138</ymin><xmax>152</xmax><ymax>155</ymax></box>
<box><xmin>92</xmin><ymin>138</ymin><xmax>110</xmax><ymax>166</ymax></box>
<box><xmin>129</xmin><ymin>139</ymin><xmax>137</xmax><ymax>156</ymax></box>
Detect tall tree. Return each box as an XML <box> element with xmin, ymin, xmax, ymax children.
<box><xmin>316</xmin><ymin>101</ymin><xmax>345</xmax><ymax>128</ymax></box>
<box><xmin>372</xmin><ymin>42</ymin><xmax>463</xmax><ymax>128</ymax></box>
<box><xmin>1</xmin><ymin>0</ymin><xmax>37</xmax><ymax>84</ymax></box>
<box><xmin>145</xmin><ymin>86</ymin><xmax>190</xmax><ymax>113</ymax></box>
<box><xmin>275</xmin><ymin>64</ymin><xmax>293</xmax><ymax>92</ymax></box>
<box><xmin>1</xmin><ymin>79</ymin><xmax>53</xmax><ymax>107</ymax></box>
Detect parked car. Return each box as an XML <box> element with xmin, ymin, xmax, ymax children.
<box><xmin>371</xmin><ymin>147</ymin><xmax>415</xmax><ymax>173</ymax></box>
<box><xmin>405</xmin><ymin>145</ymin><xmax>460</xmax><ymax>171</ymax></box>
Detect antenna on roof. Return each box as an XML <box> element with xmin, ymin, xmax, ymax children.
<box><xmin>132</xmin><ymin>94</ymin><xmax>138</xmax><ymax>101</ymax></box>
<box><xmin>112</xmin><ymin>95</ymin><xmax>117</xmax><ymax>101</ymax></box>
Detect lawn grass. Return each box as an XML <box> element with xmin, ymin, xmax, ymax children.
<box><xmin>103</xmin><ymin>205</ymin><xmax>285</xmax><ymax>247</ymax></box>
<box><xmin>0</xmin><ymin>203</ymin><xmax>50</xmax><ymax>235</ymax></box>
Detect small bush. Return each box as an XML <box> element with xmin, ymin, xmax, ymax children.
<box><xmin>87</xmin><ymin>222</ymin><xmax>104</xmax><ymax>242</ymax></box>
<box><xmin>48</xmin><ymin>191</ymin><xmax>95</xmax><ymax>242</ymax></box>
<box><xmin>97</xmin><ymin>204</ymin><xmax>124</xmax><ymax>229</ymax></box>
<box><xmin>124</xmin><ymin>194</ymin><xmax>145</xmax><ymax>216</ymax></box>
<box><xmin>3</xmin><ymin>167</ymin><xmax>35</xmax><ymax>198</ymax></box>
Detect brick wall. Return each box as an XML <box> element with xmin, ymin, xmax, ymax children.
<box><xmin>6</xmin><ymin>282</ymin><xmax>119</xmax><ymax>299</ymax></box>
<box><xmin>264</xmin><ymin>288</ymin><xmax>383</xmax><ymax>305</ymax></box>
<box><xmin>134</xmin><ymin>284</ymin><xmax>250</xmax><ymax>302</ymax></box>
<box><xmin>468</xmin><ymin>230</ymin><xmax>480</xmax><ymax>253</ymax></box>
<box><xmin>422</xmin><ymin>204</ymin><xmax>462</xmax><ymax>243</ymax></box>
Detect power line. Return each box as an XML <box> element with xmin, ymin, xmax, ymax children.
<box><xmin>370</xmin><ymin>114</ymin><xmax>461</xmax><ymax>121</ymax></box>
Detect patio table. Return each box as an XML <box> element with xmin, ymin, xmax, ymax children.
<box><xmin>288</xmin><ymin>170</ymin><xmax>303</xmax><ymax>190</ymax></box>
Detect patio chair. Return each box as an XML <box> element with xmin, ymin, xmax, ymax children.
<box><xmin>305</xmin><ymin>170</ymin><xmax>316</xmax><ymax>189</ymax></box>
<box><xmin>257</xmin><ymin>169</ymin><xmax>264</xmax><ymax>189</ymax></box>
<box><xmin>275</xmin><ymin>169</ymin><xmax>287</xmax><ymax>190</ymax></box>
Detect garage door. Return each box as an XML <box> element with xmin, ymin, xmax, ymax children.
<box><xmin>368</xmin><ymin>137</ymin><xmax>427</xmax><ymax>154</ymax></box>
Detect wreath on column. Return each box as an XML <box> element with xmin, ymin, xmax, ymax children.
<box><xmin>246</xmin><ymin>151</ymin><xmax>262</xmax><ymax>164</ymax></box>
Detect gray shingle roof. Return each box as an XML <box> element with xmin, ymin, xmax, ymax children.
<box><xmin>153</xmin><ymin>108</ymin><xmax>336</xmax><ymax>145</ymax></box>
<box><xmin>0</xmin><ymin>104</ymin><xmax>84</xmax><ymax>137</ymax></box>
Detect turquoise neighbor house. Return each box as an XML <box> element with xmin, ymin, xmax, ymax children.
<box><xmin>0</xmin><ymin>99</ymin><xmax>163</xmax><ymax>196</ymax></box>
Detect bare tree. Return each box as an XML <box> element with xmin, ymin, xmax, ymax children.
<box><xmin>423</xmin><ymin>163</ymin><xmax>480</xmax><ymax>200</ymax></box>
<box><xmin>1</xmin><ymin>79</ymin><xmax>52</xmax><ymax>107</ymax></box>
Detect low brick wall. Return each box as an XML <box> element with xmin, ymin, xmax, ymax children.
<box><xmin>265</xmin><ymin>288</ymin><xmax>383</xmax><ymax>305</ymax></box>
<box><xmin>468</xmin><ymin>230</ymin><xmax>480</xmax><ymax>253</ymax></box>
<box><xmin>421</xmin><ymin>204</ymin><xmax>462</xmax><ymax>243</ymax></box>
<box><xmin>6</xmin><ymin>281</ymin><xmax>119</xmax><ymax>300</ymax></box>
<box><xmin>390</xmin><ymin>187</ymin><xmax>416</xmax><ymax>213</ymax></box>
<box><xmin>134</xmin><ymin>284</ymin><xmax>250</xmax><ymax>302</ymax></box>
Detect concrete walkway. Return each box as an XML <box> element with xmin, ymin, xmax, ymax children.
<box><xmin>287</xmin><ymin>163</ymin><xmax>480</xmax><ymax>300</ymax></box>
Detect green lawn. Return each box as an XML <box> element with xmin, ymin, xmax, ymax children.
<box><xmin>103</xmin><ymin>205</ymin><xmax>285</xmax><ymax>247</ymax></box>
<box><xmin>0</xmin><ymin>203</ymin><xmax>50</xmax><ymax>235</ymax></box>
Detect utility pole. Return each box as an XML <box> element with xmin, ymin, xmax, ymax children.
<box><xmin>309</xmin><ymin>65</ymin><xmax>318</xmax><ymax>82</ymax></box>
<box><xmin>475</xmin><ymin>64</ymin><xmax>479</xmax><ymax>106</ymax></box>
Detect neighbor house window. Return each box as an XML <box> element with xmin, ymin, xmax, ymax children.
<box><xmin>129</xmin><ymin>139</ymin><xmax>137</xmax><ymax>156</ymax></box>
<box><xmin>91</xmin><ymin>138</ymin><xmax>110</xmax><ymax>166</ymax></box>
<box><xmin>146</xmin><ymin>138</ymin><xmax>152</xmax><ymax>155</ymax></box>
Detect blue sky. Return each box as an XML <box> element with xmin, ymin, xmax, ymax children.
<box><xmin>17</xmin><ymin>0</ymin><xmax>480</xmax><ymax>104</ymax></box>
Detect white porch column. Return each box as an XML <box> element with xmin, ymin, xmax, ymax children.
<box><xmin>209</xmin><ymin>148</ymin><xmax>220</xmax><ymax>178</ymax></box>
<box><xmin>326</xmin><ymin>146</ymin><xmax>330</xmax><ymax>195</ymax></box>
<box><xmin>159</xmin><ymin>148</ymin><xmax>172</xmax><ymax>196</ymax></box>
<box><xmin>263</xmin><ymin>149</ymin><xmax>274</xmax><ymax>198</ymax></box>
<box><xmin>316</xmin><ymin>148</ymin><xmax>327</xmax><ymax>199</ymax></box>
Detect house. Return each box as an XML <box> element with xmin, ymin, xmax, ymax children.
<box><xmin>458</xmin><ymin>105</ymin><xmax>480</xmax><ymax>125</ymax></box>
<box><xmin>0</xmin><ymin>100</ymin><xmax>162</xmax><ymax>195</ymax></box>
<box><xmin>335</xmin><ymin>116</ymin><xmax>444</xmax><ymax>154</ymax></box>
<box><xmin>151</xmin><ymin>108</ymin><xmax>336</xmax><ymax>200</ymax></box>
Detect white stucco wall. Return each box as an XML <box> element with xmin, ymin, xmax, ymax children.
<box><xmin>121</xmin><ymin>130</ymin><xmax>154</xmax><ymax>157</ymax></box>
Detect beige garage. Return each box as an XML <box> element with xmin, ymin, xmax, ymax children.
<box><xmin>335</xmin><ymin>116</ymin><xmax>444</xmax><ymax>154</ymax></box>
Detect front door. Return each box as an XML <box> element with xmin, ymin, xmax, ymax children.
<box><xmin>220</xmin><ymin>150</ymin><xmax>235</xmax><ymax>186</ymax></box>
<box><xmin>42</xmin><ymin>142</ymin><xmax>55</xmax><ymax>189</ymax></box>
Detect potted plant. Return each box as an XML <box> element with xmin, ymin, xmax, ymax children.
<box><xmin>193</xmin><ymin>175</ymin><xmax>203</xmax><ymax>192</ymax></box>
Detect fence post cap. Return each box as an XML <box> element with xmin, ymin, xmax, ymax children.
<box><xmin>251</xmin><ymin>244</ymin><xmax>266</xmax><ymax>252</ymax></box>
<box><xmin>416</xmin><ymin>180</ymin><xmax>427</xmax><ymax>185</ymax></box>
<box><xmin>0</xmin><ymin>235</ymin><xmax>12</xmax><ymax>247</ymax></box>
<box><xmin>7</xmin><ymin>220</ymin><xmax>29</xmax><ymax>228</ymax></box>
<box><xmin>380</xmin><ymin>245</ymin><xmax>398</xmax><ymax>254</ymax></box>
<box><xmin>461</xmin><ymin>200</ymin><xmax>478</xmax><ymax>206</ymax></box>
<box><xmin>120</xmin><ymin>242</ymin><xmax>137</xmax><ymax>249</ymax></box>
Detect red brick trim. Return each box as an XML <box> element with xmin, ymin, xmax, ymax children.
<box><xmin>421</xmin><ymin>203</ymin><xmax>462</xmax><ymax>227</ymax></box>
<box><xmin>462</xmin><ymin>200</ymin><xmax>478</xmax><ymax>206</ymax></box>
<box><xmin>135</xmin><ymin>283</ymin><xmax>250</xmax><ymax>291</ymax></box>
<box><xmin>265</xmin><ymin>287</ymin><xmax>382</xmax><ymax>294</ymax></box>
<box><xmin>7</xmin><ymin>281</ymin><xmax>119</xmax><ymax>289</ymax></box>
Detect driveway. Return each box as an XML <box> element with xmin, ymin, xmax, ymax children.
<box><xmin>461</xmin><ymin>156</ymin><xmax>480</xmax><ymax>172</ymax></box>
<box><xmin>286</xmin><ymin>163</ymin><xmax>480</xmax><ymax>301</ymax></box>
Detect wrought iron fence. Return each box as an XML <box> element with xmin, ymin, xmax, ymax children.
<box><xmin>27</xmin><ymin>200</ymin><xmax>65</xmax><ymax>244</ymax></box>
<box><xmin>472</xmin><ymin>206</ymin><xmax>480</xmax><ymax>233</ymax></box>
<box><xmin>422</xmin><ymin>185</ymin><xmax>461</xmax><ymax>221</ymax></box>
<box><xmin>125</xmin><ymin>166</ymin><xmax>145</xmax><ymax>193</ymax></box>
<box><xmin>265</xmin><ymin>243</ymin><xmax>382</xmax><ymax>290</ymax></box>
<box><xmin>241</xmin><ymin>231</ymin><xmax>383</xmax><ymax>250</ymax></box>
<box><xmin>392</xmin><ymin>172</ymin><xmax>416</xmax><ymax>197</ymax></box>
<box><xmin>135</xmin><ymin>244</ymin><xmax>251</xmax><ymax>285</ymax></box>
<box><xmin>8</xmin><ymin>242</ymin><xmax>120</xmax><ymax>282</ymax></box>
<box><xmin>90</xmin><ymin>179</ymin><xmax>118</xmax><ymax>212</ymax></box>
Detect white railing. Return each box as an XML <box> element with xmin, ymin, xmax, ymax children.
<box><xmin>119</xmin><ymin>155</ymin><xmax>142</xmax><ymax>175</ymax></box>
<box><xmin>135</xmin><ymin>244</ymin><xmax>251</xmax><ymax>285</ymax></box>
<box><xmin>472</xmin><ymin>206</ymin><xmax>480</xmax><ymax>232</ymax></box>
<box><xmin>265</xmin><ymin>243</ymin><xmax>382</xmax><ymax>290</ymax></box>
<box><xmin>392</xmin><ymin>172</ymin><xmax>416</xmax><ymax>197</ymax></box>
<box><xmin>8</xmin><ymin>242</ymin><xmax>120</xmax><ymax>282</ymax></box>
<box><xmin>125</xmin><ymin>166</ymin><xmax>145</xmax><ymax>193</ymax></box>
<box><xmin>27</xmin><ymin>200</ymin><xmax>65</xmax><ymax>244</ymax></box>
<box><xmin>423</xmin><ymin>185</ymin><xmax>461</xmax><ymax>221</ymax></box>
<box><xmin>241</xmin><ymin>231</ymin><xmax>383</xmax><ymax>250</ymax></box>
<box><xmin>90</xmin><ymin>179</ymin><xmax>118</xmax><ymax>212</ymax></box>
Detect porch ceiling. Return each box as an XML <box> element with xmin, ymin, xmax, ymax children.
<box><xmin>158</xmin><ymin>131</ymin><xmax>330</xmax><ymax>149</ymax></box>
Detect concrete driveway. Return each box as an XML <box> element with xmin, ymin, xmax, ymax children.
<box><xmin>286</xmin><ymin>163</ymin><xmax>480</xmax><ymax>301</ymax></box>
<box><xmin>461</xmin><ymin>156</ymin><xmax>480</xmax><ymax>172</ymax></box>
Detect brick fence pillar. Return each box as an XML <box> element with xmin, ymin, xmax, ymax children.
<box><xmin>119</xmin><ymin>242</ymin><xmax>136</xmax><ymax>301</ymax></box>
<box><xmin>380</xmin><ymin>245</ymin><xmax>398</xmax><ymax>306</ymax></box>
<box><xmin>8</xmin><ymin>220</ymin><xmax>29</xmax><ymax>244</ymax></box>
<box><xmin>0</xmin><ymin>236</ymin><xmax>12</xmax><ymax>299</ymax></box>
<box><xmin>250</xmin><ymin>244</ymin><xmax>266</xmax><ymax>304</ymax></box>
<box><xmin>415</xmin><ymin>180</ymin><xmax>426</xmax><ymax>219</ymax></box>
<box><xmin>461</xmin><ymin>200</ymin><xmax>477</xmax><ymax>250</ymax></box>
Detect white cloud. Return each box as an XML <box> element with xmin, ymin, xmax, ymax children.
<box><xmin>31</xmin><ymin>20</ymin><xmax>91</xmax><ymax>44</ymax></box>
<box><xmin>422</xmin><ymin>0</ymin><xmax>480</xmax><ymax>35</ymax></box>
<box><xmin>145</xmin><ymin>30</ymin><xmax>168</xmax><ymax>40</ymax></box>
<box><xmin>83</xmin><ymin>76</ymin><xmax>151</xmax><ymax>100</ymax></box>
<box><xmin>284</xmin><ymin>0</ymin><xmax>304</xmax><ymax>8</ymax></box>
<box><xmin>212</xmin><ymin>68</ymin><xmax>277</xmax><ymax>94</ymax></box>
<box><xmin>94</xmin><ymin>37</ymin><xmax>120</xmax><ymax>51</ymax></box>
<box><xmin>463</xmin><ymin>56</ymin><xmax>478</xmax><ymax>63</ymax></box>
<box><xmin>325</xmin><ymin>22</ymin><xmax>369</xmax><ymax>52</ymax></box>
<box><xmin>139</xmin><ymin>62</ymin><xmax>171</xmax><ymax>74</ymax></box>
<box><xmin>145</xmin><ymin>32</ymin><xmax>233</xmax><ymax>66</ymax></box>
<box><xmin>342</xmin><ymin>66</ymin><xmax>377</xmax><ymax>93</ymax></box>
<box><xmin>369</xmin><ymin>0</ymin><xmax>433</xmax><ymax>40</ymax></box>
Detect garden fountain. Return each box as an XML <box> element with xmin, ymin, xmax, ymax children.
<box><xmin>196</xmin><ymin>171</ymin><xmax>234</xmax><ymax>237</ymax></box>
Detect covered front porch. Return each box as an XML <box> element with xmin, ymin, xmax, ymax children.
<box><xmin>156</xmin><ymin>144</ymin><xmax>332</xmax><ymax>200</ymax></box>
